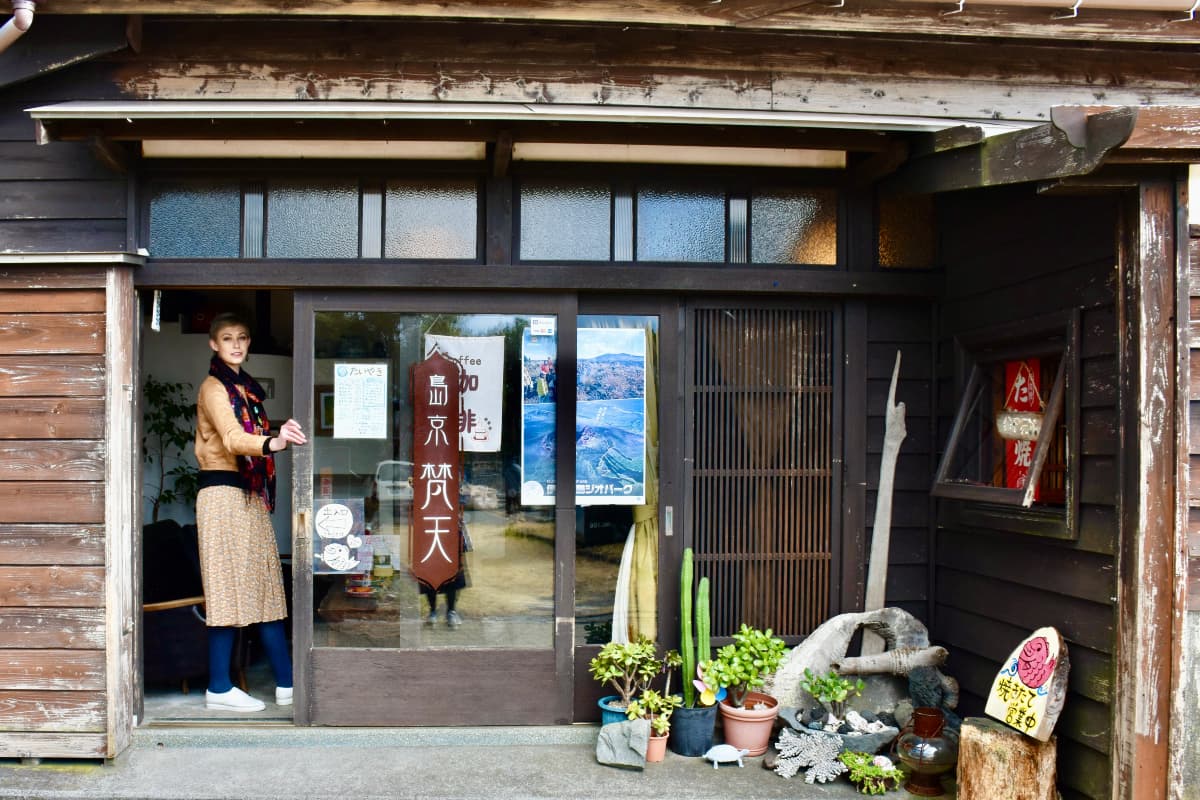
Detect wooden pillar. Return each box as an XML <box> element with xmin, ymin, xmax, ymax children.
<box><xmin>1113</xmin><ymin>174</ymin><xmax>1185</xmax><ymax>800</ymax></box>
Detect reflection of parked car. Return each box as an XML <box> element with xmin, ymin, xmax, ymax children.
<box><xmin>462</xmin><ymin>482</ymin><xmax>500</xmax><ymax>510</ymax></box>
<box><xmin>374</xmin><ymin>460</ymin><xmax>414</xmax><ymax>503</ymax></box>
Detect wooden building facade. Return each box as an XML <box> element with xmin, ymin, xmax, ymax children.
<box><xmin>0</xmin><ymin>3</ymin><xmax>1197</xmax><ymax>799</ymax></box>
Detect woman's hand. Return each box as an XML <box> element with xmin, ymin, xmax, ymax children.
<box><xmin>269</xmin><ymin>418</ymin><xmax>307</xmax><ymax>451</ymax></box>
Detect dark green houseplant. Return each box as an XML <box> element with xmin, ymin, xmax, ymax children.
<box><xmin>142</xmin><ymin>376</ymin><xmax>199</xmax><ymax>524</ymax></box>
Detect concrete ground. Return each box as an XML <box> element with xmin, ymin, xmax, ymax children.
<box><xmin>0</xmin><ymin>725</ymin><xmax>957</xmax><ymax>800</ymax></box>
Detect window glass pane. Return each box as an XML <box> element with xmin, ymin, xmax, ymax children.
<box><xmin>384</xmin><ymin>179</ymin><xmax>478</xmax><ymax>259</ymax></box>
<box><xmin>636</xmin><ymin>184</ymin><xmax>724</xmax><ymax>262</ymax></box>
<box><xmin>267</xmin><ymin>177</ymin><xmax>359</xmax><ymax>258</ymax></box>
<box><xmin>148</xmin><ymin>179</ymin><xmax>241</xmax><ymax>258</ymax></box>
<box><xmin>312</xmin><ymin>311</ymin><xmax>556</xmax><ymax>650</ymax></box>
<box><xmin>576</xmin><ymin>315</ymin><xmax>658</xmax><ymax>645</ymax></box>
<box><xmin>520</xmin><ymin>180</ymin><xmax>611</xmax><ymax>261</ymax></box>
<box><xmin>879</xmin><ymin>192</ymin><xmax>936</xmax><ymax>268</ymax></box>
<box><xmin>751</xmin><ymin>188</ymin><xmax>837</xmax><ymax>265</ymax></box>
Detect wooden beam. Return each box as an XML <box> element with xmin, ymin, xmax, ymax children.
<box><xmin>1055</xmin><ymin>105</ymin><xmax>1200</xmax><ymax>152</ymax></box>
<box><xmin>885</xmin><ymin>107</ymin><xmax>1136</xmax><ymax>194</ymax></box>
<box><xmin>0</xmin><ymin>16</ymin><xmax>129</xmax><ymax>89</ymax></box>
<box><xmin>34</xmin><ymin>0</ymin><xmax>1200</xmax><ymax>44</ymax></box>
<box><xmin>491</xmin><ymin>130</ymin><xmax>513</xmax><ymax>178</ymax></box>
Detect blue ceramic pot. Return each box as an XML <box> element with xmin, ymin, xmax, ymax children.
<box><xmin>597</xmin><ymin>695</ymin><xmax>627</xmax><ymax>726</ymax></box>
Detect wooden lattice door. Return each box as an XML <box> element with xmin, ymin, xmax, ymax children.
<box><xmin>687</xmin><ymin>304</ymin><xmax>839</xmax><ymax>639</ymax></box>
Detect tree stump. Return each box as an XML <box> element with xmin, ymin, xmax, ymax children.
<box><xmin>957</xmin><ymin>717</ymin><xmax>1056</xmax><ymax>800</ymax></box>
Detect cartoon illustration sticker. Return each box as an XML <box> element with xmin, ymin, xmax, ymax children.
<box><xmin>314</xmin><ymin>503</ymin><xmax>354</xmax><ymax>540</ymax></box>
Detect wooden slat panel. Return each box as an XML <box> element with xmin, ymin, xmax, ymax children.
<box><xmin>936</xmin><ymin>528</ymin><xmax>1115</xmax><ymax>605</ymax></box>
<box><xmin>0</xmin><ymin>290</ymin><xmax>105</xmax><ymax>314</ymax></box>
<box><xmin>0</xmin><ymin>691</ymin><xmax>105</xmax><ymax>733</ymax></box>
<box><xmin>0</xmin><ymin>313</ymin><xmax>104</xmax><ymax>356</ymax></box>
<box><xmin>0</xmin><ymin>357</ymin><xmax>105</xmax><ymax>397</ymax></box>
<box><xmin>0</xmin><ymin>441</ymin><xmax>105</xmax><ymax>481</ymax></box>
<box><xmin>937</xmin><ymin>567</ymin><xmax>1114</xmax><ymax>653</ymax></box>
<box><xmin>0</xmin><ymin>525</ymin><xmax>105</xmax><ymax>565</ymax></box>
<box><xmin>0</xmin><ymin>650</ymin><xmax>105</xmax><ymax>691</ymax></box>
<box><xmin>1058</xmin><ymin>737</ymin><xmax>1113</xmax><ymax>800</ymax></box>
<box><xmin>0</xmin><ymin>566</ymin><xmax>105</xmax><ymax>607</ymax></box>
<box><xmin>691</xmin><ymin>306</ymin><xmax>835</xmax><ymax>639</ymax></box>
<box><xmin>0</xmin><ymin>219</ymin><xmax>127</xmax><ymax>254</ymax></box>
<box><xmin>0</xmin><ymin>483</ymin><xmax>104</xmax><ymax>523</ymax></box>
<box><xmin>0</xmin><ymin>267</ymin><xmax>106</xmax><ymax>290</ymax></box>
<box><xmin>0</xmin><ymin>398</ymin><xmax>105</xmax><ymax>439</ymax></box>
<box><xmin>0</xmin><ymin>732</ymin><xmax>108</xmax><ymax>759</ymax></box>
<box><xmin>0</xmin><ymin>180</ymin><xmax>126</xmax><ymax>221</ymax></box>
<box><xmin>1079</xmin><ymin>456</ymin><xmax>1117</xmax><ymax>506</ymax></box>
<box><xmin>0</xmin><ymin>608</ymin><xmax>105</xmax><ymax>649</ymax></box>
<box><xmin>0</xmin><ymin>142</ymin><xmax>118</xmax><ymax>182</ymax></box>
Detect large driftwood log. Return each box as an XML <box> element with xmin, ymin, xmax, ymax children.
<box><xmin>862</xmin><ymin>351</ymin><xmax>906</xmax><ymax>656</ymax></box>
<box><xmin>833</xmin><ymin>645</ymin><xmax>948</xmax><ymax>676</ymax></box>
<box><xmin>957</xmin><ymin>717</ymin><xmax>1056</xmax><ymax>800</ymax></box>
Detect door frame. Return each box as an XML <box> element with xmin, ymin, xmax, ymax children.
<box><xmin>291</xmin><ymin>290</ymin><xmax>578</xmax><ymax>725</ymax></box>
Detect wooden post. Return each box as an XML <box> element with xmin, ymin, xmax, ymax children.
<box><xmin>862</xmin><ymin>350</ymin><xmax>905</xmax><ymax>655</ymax></box>
<box><xmin>957</xmin><ymin>717</ymin><xmax>1057</xmax><ymax>800</ymax></box>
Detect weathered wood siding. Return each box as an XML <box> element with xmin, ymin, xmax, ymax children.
<box><xmin>1188</xmin><ymin>225</ymin><xmax>1200</xmax><ymax>612</ymax></box>
<box><xmin>0</xmin><ymin>266</ymin><xmax>112</xmax><ymax>758</ymax></box>
<box><xmin>0</xmin><ymin>70</ymin><xmax>127</xmax><ymax>254</ymax></box>
<box><xmin>935</xmin><ymin>187</ymin><xmax>1119</xmax><ymax>800</ymax></box>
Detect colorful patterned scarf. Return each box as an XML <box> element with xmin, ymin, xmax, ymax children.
<box><xmin>209</xmin><ymin>355</ymin><xmax>276</xmax><ymax>512</ymax></box>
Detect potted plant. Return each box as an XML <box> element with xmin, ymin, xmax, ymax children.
<box><xmin>705</xmin><ymin>623</ymin><xmax>789</xmax><ymax>756</ymax></box>
<box><xmin>588</xmin><ymin>635</ymin><xmax>662</xmax><ymax>725</ymax></box>
<box><xmin>670</xmin><ymin>547</ymin><xmax>721</xmax><ymax>756</ymax></box>
<box><xmin>799</xmin><ymin>667</ymin><xmax>865</xmax><ymax>719</ymax></box>
<box><xmin>142</xmin><ymin>375</ymin><xmax>200</xmax><ymax>524</ymax></box>
<box><xmin>626</xmin><ymin>688</ymin><xmax>683</xmax><ymax>763</ymax></box>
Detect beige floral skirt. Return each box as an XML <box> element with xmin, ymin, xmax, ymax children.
<box><xmin>196</xmin><ymin>485</ymin><xmax>288</xmax><ymax>627</ymax></box>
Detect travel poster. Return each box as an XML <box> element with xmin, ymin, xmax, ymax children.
<box><xmin>521</xmin><ymin>326</ymin><xmax>557</xmax><ymax>505</ymax></box>
<box><xmin>576</xmin><ymin>328</ymin><xmax>646</xmax><ymax>506</ymax></box>
<box><xmin>424</xmin><ymin>333</ymin><xmax>505</xmax><ymax>453</ymax></box>
<box><xmin>312</xmin><ymin>498</ymin><xmax>367</xmax><ymax>575</ymax></box>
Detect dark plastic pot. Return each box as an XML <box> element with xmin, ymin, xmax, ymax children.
<box><xmin>668</xmin><ymin>704</ymin><xmax>718</xmax><ymax>756</ymax></box>
<box><xmin>597</xmin><ymin>695</ymin><xmax>627</xmax><ymax>726</ymax></box>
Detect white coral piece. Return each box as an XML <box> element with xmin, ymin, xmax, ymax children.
<box><xmin>805</xmin><ymin>758</ymin><xmax>848</xmax><ymax>784</ymax></box>
<box><xmin>774</xmin><ymin>728</ymin><xmax>845</xmax><ymax>782</ymax></box>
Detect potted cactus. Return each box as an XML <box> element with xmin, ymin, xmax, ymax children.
<box><xmin>669</xmin><ymin>547</ymin><xmax>720</xmax><ymax>756</ymax></box>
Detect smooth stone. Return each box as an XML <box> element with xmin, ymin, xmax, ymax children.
<box><xmin>838</xmin><ymin>726</ymin><xmax>900</xmax><ymax>755</ymax></box>
<box><xmin>596</xmin><ymin>719</ymin><xmax>650</xmax><ymax>770</ymax></box>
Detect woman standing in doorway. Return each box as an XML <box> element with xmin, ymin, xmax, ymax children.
<box><xmin>195</xmin><ymin>312</ymin><xmax>306</xmax><ymax>712</ymax></box>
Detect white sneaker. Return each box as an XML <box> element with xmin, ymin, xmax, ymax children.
<box><xmin>447</xmin><ymin>610</ymin><xmax>463</xmax><ymax>627</ymax></box>
<box><xmin>425</xmin><ymin>610</ymin><xmax>437</xmax><ymax>626</ymax></box>
<box><xmin>205</xmin><ymin>687</ymin><xmax>265</xmax><ymax>712</ymax></box>
<box><xmin>276</xmin><ymin>687</ymin><xmax>293</xmax><ymax>706</ymax></box>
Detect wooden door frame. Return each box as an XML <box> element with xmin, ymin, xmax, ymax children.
<box><xmin>291</xmin><ymin>290</ymin><xmax>577</xmax><ymax>726</ymax></box>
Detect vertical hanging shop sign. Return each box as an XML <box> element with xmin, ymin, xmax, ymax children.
<box><xmin>410</xmin><ymin>351</ymin><xmax>462</xmax><ymax>591</ymax></box>
<box><xmin>1003</xmin><ymin>359</ymin><xmax>1042</xmax><ymax>501</ymax></box>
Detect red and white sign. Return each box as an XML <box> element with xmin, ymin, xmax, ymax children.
<box><xmin>1004</xmin><ymin>359</ymin><xmax>1040</xmax><ymax>499</ymax></box>
<box><xmin>410</xmin><ymin>351</ymin><xmax>462</xmax><ymax>592</ymax></box>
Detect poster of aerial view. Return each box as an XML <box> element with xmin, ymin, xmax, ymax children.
<box><xmin>521</xmin><ymin>326</ymin><xmax>557</xmax><ymax>505</ymax></box>
<box><xmin>576</xmin><ymin>328</ymin><xmax>646</xmax><ymax>506</ymax></box>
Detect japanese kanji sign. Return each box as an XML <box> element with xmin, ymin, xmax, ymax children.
<box><xmin>410</xmin><ymin>351</ymin><xmax>462</xmax><ymax>591</ymax></box>
<box><xmin>985</xmin><ymin>626</ymin><xmax>1070</xmax><ymax>742</ymax></box>
<box><xmin>424</xmin><ymin>334</ymin><xmax>504</xmax><ymax>453</ymax></box>
<box><xmin>1004</xmin><ymin>359</ymin><xmax>1041</xmax><ymax>500</ymax></box>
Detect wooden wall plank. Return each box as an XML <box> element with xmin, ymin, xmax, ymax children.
<box><xmin>938</xmin><ymin>568</ymin><xmax>1114</xmax><ymax>653</ymax></box>
<box><xmin>0</xmin><ymin>566</ymin><xmax>105</xmax><ymax>607</ymax></box>
<box><xmin>0</xmin><ymin>290</ymin><xmax>104</xmax><ymax>314</ymax></box>
<box><xmin>0</xmin><ymin>357</ymin><xmax>105</xmax><ymax>397</ymax></box>
<box><xmin>0</xmin><ymin>691</ymin><xmax>105</xmax><ymax>733</ymax></box>
<box><xmin>0</xmin><ymin>732</ymin><xmax>107</xmax><ymax>759</ymax></box>
<box><xmin>0</xmin><ymin>268</ymin><xmax>106</xmax><ymax>290</ymax></box>
<box><xmin>0</xmin><ymin>441</ymin><xmax>105</xmax><ymax>481</ymax></box>
<box><xmin>0</xmin><ymin>650</ymin><xmax>105</xmax><ymax>691</ymax></box>
<box><xmin>0</xmin><ymin>219</ymin><xmax>127</xmax><ymax>254</ymax></box>
<box><xmin>0</xmin><ymin>525</ymin><xmax>105</xmax><ymax>565</ymax></box>
<box><xmin>0</xmin><ymin>608</ymin><xmax>105</xmax><ymax>649</ymax></box>
<box><xmin>0</xmin><ymin>313</ymin><xmax>104</xmax><ymax>355</ymax></box>
<box><xmin>0</xmin><ymin>181</ymin><xmax>126</xmax><ymax>222</ymax></box>
<box><xmin>0</xmin><ymin>398</ymin><xmax>105</xmax><ymax>439</ymax></box>
<box><xmin>0</xmin><ymin>483</ymin><xmax>104</xmax><ymax>523</ymax></box>
<box><xmin>0</xmin><ymin>143</ymin><xmax>115</xmax><ymax>182</ymax></box>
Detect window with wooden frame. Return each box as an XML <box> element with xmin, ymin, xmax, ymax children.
<box><xmin>932</xmin><ymin>310</ymin><xmax>1079</xmax><ymax>539</ymax></box>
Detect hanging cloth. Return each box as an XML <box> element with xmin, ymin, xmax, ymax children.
<box><xmin>626</xmin><ymin>326</ymin><xmax>659</xmax><ymax>641</ymax></box>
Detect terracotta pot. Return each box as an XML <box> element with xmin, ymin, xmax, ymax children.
<box><xmin>645</xmin><ymin>733</ymin><xmax>668</xmax><ymax>763</ymax></box>
<box><xmin>718</xmin><ymin>691</ymin><xmax>779</xmax><ymax>757</ymax></box>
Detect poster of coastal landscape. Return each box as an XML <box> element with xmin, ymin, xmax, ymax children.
<box><xmin>576</xmin><ymin>328</ymin><xmax>646</xmax><ymax>506</ymax></box>
<box><xmin>521</xmin><ymin>327</ymin><xmax>557</xmax><ymax>505</ymax></box>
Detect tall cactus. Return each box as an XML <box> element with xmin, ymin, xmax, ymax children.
<box><xmin>681</xmin><ymin>547</ymin><xmax>696</xmax><ymax>707</ymax></box>
<box><xmin>696</xmin><ymin>574</ymin><xmax>710</xmax><ymax>666</ymax></box>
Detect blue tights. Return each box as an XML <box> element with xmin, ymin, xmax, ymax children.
<box><xmin>207</xmin><ymin>621</ymin><xmax>293</xmax><ymax>693</ymax></box>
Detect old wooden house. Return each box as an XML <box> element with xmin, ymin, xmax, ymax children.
<box><xmin>0</xmin><ymin>1</ymin><xmax>1198</xmax><ymax>798</ymax></box>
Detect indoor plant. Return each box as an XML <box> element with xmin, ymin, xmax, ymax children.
<box><xmin>142</xmin><ymin>375</ymin><xmax>200</xmax><ymax>524</ymax></box>
<box><xmin>588</xmin><ymin>635</ymin><xmax>662</xmax><ymax>725</ymax></box>
<box><xmin>671</xmin><ymin>547</ymin><xmax>719</xmax><ymax>756</ymax></box>
<box><xmin>625</xmin><ymin>688</ymin><xmax>683</xmax><ymax>763</ymax></box>
<box><xmin>705</xmin><ymin>623</ymin><xmax>789</xmax><ymax>756</ymax></box>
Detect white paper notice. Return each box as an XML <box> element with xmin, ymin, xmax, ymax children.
<box><xmin>333</xmin><ymin>363</ymin><xmax>388</xmax><ymax>439</ymax></box>
<box><xmin>425</xmin><ymin>334</ymin><xmax>505</xmax><ymax>452</ymax></box>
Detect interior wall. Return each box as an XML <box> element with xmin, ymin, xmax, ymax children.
<box><xmin>934</xmin><ymin>186</ymin><xmax>1120</xmax><ymax>800</ymax></box>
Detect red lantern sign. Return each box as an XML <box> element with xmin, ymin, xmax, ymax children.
<box><xmin>1003</xmin><ymin>359</ymin><xmax>1041</xmax><ymax>500</ymax></box>
<box><xmin>410</xmin><ymin>351</ymin><xmax>462</xmax><ymax>592</ymax></box>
